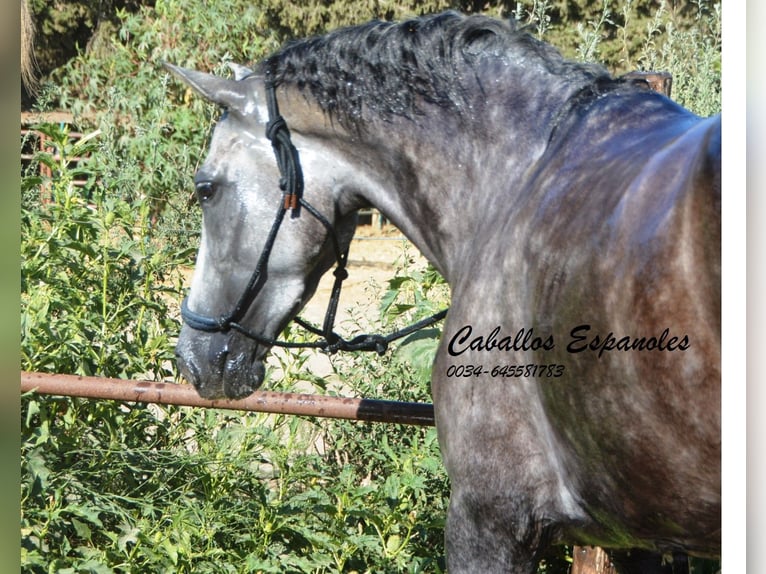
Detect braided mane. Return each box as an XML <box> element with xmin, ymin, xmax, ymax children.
<box><xmin>259</xmin><ymin>11</ymin><xmax>612</xmax><ymax>127</ymax></box>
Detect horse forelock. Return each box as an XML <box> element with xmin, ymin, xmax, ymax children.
<box><xmin>258</xmin><ymin>11</ymin><xmax>614</xmax><ymax>129</ymax></box>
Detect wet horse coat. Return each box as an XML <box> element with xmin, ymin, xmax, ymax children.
<box><xmin>169</xmin><ymin>12</ymin><xmax>720</xmax><ymax>573</ymax></box>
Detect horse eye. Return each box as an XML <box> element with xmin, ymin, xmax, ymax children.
<box><xmin>195</xmin><ymin>181</ymin><xmax>216</xmax><ymax>204</ymax></box>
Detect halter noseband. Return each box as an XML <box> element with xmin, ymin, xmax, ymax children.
<box><xmin>180</xmin><ymin>80</ymin><xmax>446</xmax><ymax>355</ymax></box>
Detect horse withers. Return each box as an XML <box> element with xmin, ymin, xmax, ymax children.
<box><xmin>168</xmin><ymin>12</ymin><xmax>720</xmax><ymax>573</ymax></box>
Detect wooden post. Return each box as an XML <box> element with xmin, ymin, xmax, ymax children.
<box><xmin>621</xmin><ymin>70</ymin><xmax>673</xmax><ymax>98</ymax></box>
<box><xmin>570</xmin><ymin>546</ymin><xmax>617</xmax><ymax>574</ymax></box>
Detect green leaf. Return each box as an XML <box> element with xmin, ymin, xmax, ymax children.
<box><xmin>25</xmin><ymin>449</ymin><xmax>51</xmax><ymax>489</ymax></box>
<box><xmin>71</xmin><ymin>518</ymin><xmax>92</xmax><ymax>541</ymax></box>
<box><xmin>385</xmin><ymin>533</ymin><xmax>402</xmax><ymax>555</ymax></box>
<box><xmin>68</xmin><ymin>504</ymin><xmax>104</xmax><ymax>529</ymax></box>
<box><xmin>117</xmin><ymin>524</ymin><xmax>141</xmax><ymax>552</ymax></box>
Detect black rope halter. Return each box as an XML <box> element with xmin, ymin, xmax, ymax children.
<box><xmin>180</xmin><ymin>80</ymin><xmax>447</xmax><ymax>355</ymax></box>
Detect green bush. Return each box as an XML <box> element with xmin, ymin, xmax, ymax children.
<box><xmin>513</xmin><ymin>0</ymin><xmax>721</xmax><ymax>116</ymax></box>
<box><xmin>21</xmin><ymin>386</ymin><xmax>449</xmax><ymax>573</ymax></box>
<box><xmin>45</xmin><ymin>0</ymin><xmax>282</xmax><ymax>255</ymax></box>
<box><xmin>21</xmin><ymin>122</ymin><xmax>189</xmax><ymax>381</ymax></box>
<box><xmin>631</xmin><ymin>0</ymin><xmax>721</xmax><ymax>116</ymax></box>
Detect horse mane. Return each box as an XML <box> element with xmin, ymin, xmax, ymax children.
<box><xmin>258</xmin><ymin>11</ymin><xmax>614</xmax><ymax>128</ymax></box>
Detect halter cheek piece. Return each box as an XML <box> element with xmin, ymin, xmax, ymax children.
<box><xmin>181</xmin><ymin>80</ymin><xmax>447</xmax><ymax>355</ymax></box>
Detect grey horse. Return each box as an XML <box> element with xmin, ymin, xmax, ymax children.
<box><xmin>169</xmin><ymin>12</ymin><xmax>720</xmax><ymax>573</ymax></box>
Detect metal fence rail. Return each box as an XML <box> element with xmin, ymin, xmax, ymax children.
<box><xmin>20</xmin><ymin>371</ymin><xmax>435</xmax><ymax>426</ymax></box>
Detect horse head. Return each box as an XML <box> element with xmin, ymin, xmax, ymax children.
<box><xmin>167</xmin><ymin>64</ymin><xmax>358</xmax><ymax>399</ymax></box>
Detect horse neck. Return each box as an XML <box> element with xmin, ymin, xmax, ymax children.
<box><xmin>291</xmin><ymin>103</ymin><xmax>555</xmax><ymax>283</ymax></box>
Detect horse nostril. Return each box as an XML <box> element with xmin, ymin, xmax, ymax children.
<box><xmin>209</xmin><ymin>343</ymin><xmax>229</xmax><ymax>376</ymax></box>
<box><xmin>175</xmin><ymin>349</ymin><xmax>202</xmax><ymax>389</ymax></box>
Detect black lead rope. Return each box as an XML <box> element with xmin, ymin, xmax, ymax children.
<box><xmin>180</xmin><ymin>80</ymin><xmax>447</xmax><ymax>356</ymax></box>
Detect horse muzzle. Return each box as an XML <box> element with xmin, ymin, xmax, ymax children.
<box><xmin>175</xmin><ymin>326</ymin><xmax>266</xmax><ymax>399</ymax></box>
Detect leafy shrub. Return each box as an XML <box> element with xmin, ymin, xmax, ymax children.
<box><xmin>515</xmin><ymin>0</ymin><xmax>721</xmax><ymax>116</ymax></box>
<box><xmin>21</xmin><ymin>384</ymin><xmax>449</xmax><ymax>573</ymax></box>
<box><xmin>632</xmin><ymin>0</ymin><xmax>722</xmax><ymax>116</ymax></box>
<box><xmin>21</xmin><ymin>122</ymin><xmax>189</xmax><ymax>381</ymax></box>
<box><xmin>44</xmin><ymin>0</ymin><xmax>282</xmax><ymax>255</ymax></box>
<box><xmin>22</xmin><ymin>294</ymin><xmax>452</xmax><ymax>573</ymax></box>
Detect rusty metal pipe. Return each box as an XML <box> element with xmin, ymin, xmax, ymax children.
<box><xmin>20</xmin><ymin>371</ymin><xmax>435</xmax><ymax>426</ymax></box>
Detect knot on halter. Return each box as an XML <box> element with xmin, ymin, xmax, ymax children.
<box><xmin>333</xmin><ymin>267</ymin><xmax>349</xmax><ymax>280</ymax></box>
<box><xmin>266</xmin><ymin>115</ymin><xmax>288</xmax><ymax>142</ymax></box>
<box><xmin>325</xmin><ymin>333</ymin><xmax>389</xmax><ymax>356</ymax></box>
<box><xmin>358</xmin><ymin>334</ymin><xmax>389</xmax><ymax>356</ymax></box>
<box><xmin>372</xmin><ymin>337</ymin><xmax>389</xmax><ymax>356</ymax></box>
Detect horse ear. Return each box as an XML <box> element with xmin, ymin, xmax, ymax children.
<box><xmin>227</xmin><ymin>63</ymin><xmax>254</xmax><ymax>81</ymax></box>
<box><xmin>163</xmin><ymin>62</ymin><xmax>257</xmax><ymax>114</ymax></box>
